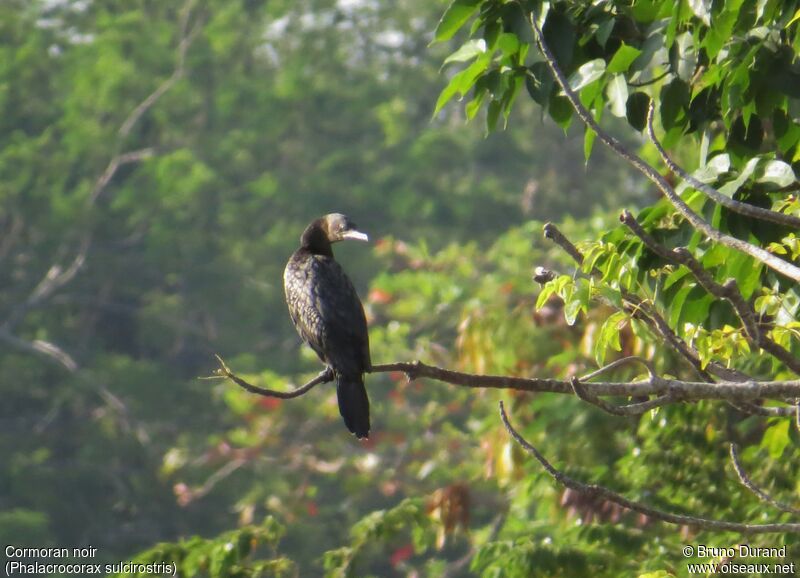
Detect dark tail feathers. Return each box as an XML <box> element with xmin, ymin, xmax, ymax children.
<box><xmin>336</xmin><ymin>374</ymin><xmax>370</xmax><ymax>439</ymax></box>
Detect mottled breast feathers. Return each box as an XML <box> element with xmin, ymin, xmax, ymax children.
<box><xmin>283</xmin><ymin>250</ymin><xmax>371</xmax><ymax>375</ymax></box>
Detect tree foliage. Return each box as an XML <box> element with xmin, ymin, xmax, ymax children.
<box><xmin>2</xmin><ymin>0</ymin><xmax>800</xmax><ymax>577</ymax></box>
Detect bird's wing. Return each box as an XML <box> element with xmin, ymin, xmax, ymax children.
<box><xmin>310</xmin><ymin>256</ymin><xmax>370</xmax><ymax>373</ymax></box>
<box><xmin>284</xmin><ymin>254</ymin><xmax>370</xmax><ymax>372</ymax></box>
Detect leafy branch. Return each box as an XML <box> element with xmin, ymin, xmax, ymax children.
<box><xmin>524</xmin><ymin>7</ymin><xmax>800</xmax><ymax>284</ymax></box>
<box><xmin>499</xmin><ymin>401</ymin><xmax>800</xmax><ymax>534</ymax></box>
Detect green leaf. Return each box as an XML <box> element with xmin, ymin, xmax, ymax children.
<box><xmin>501</xmin><ymin>75</ymin><xmax>523</xmax><ymax>124</ymax></box>
<box><xmin>582</xmin><ymin>86</ymin><xmax>602</xmax><ymax>161</ymax></box>
<box><xmin>595</xmin><ymin>311</ymin><xmax>628</xmax><ymax>365</ymax></box>
<box><xmin>663</xmin><ymin>265</ymin><xmax>690</xmax><ymax>290</ymax></box>
<box><xmin>567</xmin><ymin>59</ymin><xmax>606</xmax><ymax>92</ymax></box>
<box><xmin>681</xmin><ymin>289</ymin><xmax>714</xmax><ymax>325</ymax></box>
<box><xmin>549</xmin><ymin>94</ymin><xmax>573</xmax><ymax>130</ymax></box>
<box><xmin>669</xmin><ymin>283</ymin><xmax>693</xmax><ymax>329</ymax></box>
<box><xmin>443</xmin><ymin>39</ymin><xmax>487</xmax><ymax>66</ymax></box>
<box><xmin>542</xmin><ymin>11</ymin><xmax>575</xmax><ymax>69</ymax></box>
<box><xmin>688</xmin><ymin>0</ymin><xmax>711</xmax><ymax>25</ymax></box>
<box><xmin>465</xmin><ymin>88</ymin><xmax>486</xmax><ymax>120</ymax></box>
<box><xmin>703</xmin><ymin>0</ymin><xmax>745</xmax><ymax>58</ymax></box>
<box><xmin>717</xmin><ymin>157</ymin><xmax>759</xmax><ymax>197</ymax></box>
<box><xmin>496</xmin><ymin>33</ymin><xmax>520</xmax><ymax>56</ymax></box>
<box><xmin>757</xmin><ymin>160</ymin><xmax>796</xmax><ymax>188</ymax></box>
<box><xmin>692</xmin><ymin>154</ymin><xmax>731</xmax><ymax>183</ymax></box>
<box><xmin>626</xmin><ymin>92</ymin><xmax>651</xmax><ymax>131</ymax></box>
<box><xmin>761</xmin><ymin>419</ymin><xmax>791</xmax><ymax>459</ymax></box>
<box><xmin>660</xmin><ymin>79</ymin><xmax>690</xmax><ymax>130</ymax></box>
<box><xmin>434</xmin><ymin>81</ymin><xmax>460</xmax><ymax>117</ymax></box>
<box><xmin>564</xmin><ymin>290</ymin><xmax>584</xmax><ymax>326</ymax></box>
<box><xmin>605</xmin><ymin>74</ymin><xmax>628</xmax><ymax>118</ymax></box>
<box><xmin>672</xmin><ymin>31</ymin><xmax>697</xmax><ymax>82</ymax></box>
<box><xmin>486</xmin><ymin>99</ymin><xmax>502</xmax><ymax>134</ymax></box>
<box><xmin>584</xmin><ymin>125</ymin><xmax>597</xmax><ymax>162</ymax></box>
<box><xmin>434</xmin><ymin>0</ymin><xmax>481</xmax><ymax>43</ymax></box>
<box><xmin>606</xmin><ymin>44</ymin><xmax>642</xmax><ymax>74</ymax></box>
<box><xmin>525</xmin><ymin>62</ymin><xmax>554</xmax><ymax>106</ymax></box>
<box><xmin>596</xmin><ymin>18</ymin><xmax>615</xmax><ymax>48</ymax></box>
<box><xmin>433</xmin><ymin>55</ymin><xmax>491</xmax><ymax>116</ymax></box>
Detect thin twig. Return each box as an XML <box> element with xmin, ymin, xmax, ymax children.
<box><xmin>729</xmin><ymin>443</ymin><xmax>800</xmax><ymax>516</ymax></box>
<box><xmin>209</xmin><ymin>355</ymin><xmax>333</xmax><ymax>398</ymax></box>
<box><xmin>499</xmin><ymin>401</ymin><xmax>800</xmax><ymax>533</ymax></box>
<box><xmin>628</xmin><ymin>69</ymin><xmax>671</xmax><ymax>87</ymax></box>
<box><xmin>190</xmin><ymin>457</ymin><xmax>248</xmax><ymax>502</ymax></box>
<box><xmin>569</xmin><ymin>376</ymin><xmax>674</xmax><ymax>416</ymax></box>
<box><xmin>527</xmin><ymin>9</ymin><xmax>800</xmax><ymax>283</ymax></box>
<box><xmin>647</xmin><ymin>110</ymin><xmax>800</xmax><ymax>229</ymax></box>
<box><xmin>0</xmin><ymin>329</ymin><xmax>78</xmax><ymax>372</ymax></box>
<box><xmin>579</xmin><ymin>355</ymin><xmax>654</xmax><ymax>381</ymax></box>
<box><xmin>728</xmin><ymin>400</ymin><xmax>797</xmax><ymax>417</ymax></box>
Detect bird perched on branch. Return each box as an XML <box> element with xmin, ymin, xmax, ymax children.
<box><xmin>284</xmin><ymin>214</ymin><xmax>372</xmax><ymax>438</ymax></box>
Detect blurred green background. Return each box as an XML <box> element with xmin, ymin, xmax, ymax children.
<box><xmin>10</xmin><ymin>0</ymin><xmax>781</xmax><ymax>576</ymax></box>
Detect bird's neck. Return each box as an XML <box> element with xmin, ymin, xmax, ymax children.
<box><xmin>300</xmin><ymin>222</ymin><xmax>334</xmax><ymax>257</ymax></box>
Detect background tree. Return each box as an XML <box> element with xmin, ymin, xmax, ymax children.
<box><xmin>2</xmin><ymin>0</ymin><xmax>799</xmax><ymax>577</ymax></box>
<box><xmin>0</xmin><ymin>0</ymin><xmax>641</xmax><ymax>572</ymax></box>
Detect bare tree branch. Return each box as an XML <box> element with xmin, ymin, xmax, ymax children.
<box><xmin>543</xmin><ymin>222</ymin><xmax>586</xmax><ymax>265</ymax></box>
<box><xmin>118</xmin><ymin>0</ymin><xmax>199</xmax><ymax>139</ymax></box>
<box><xmin>208</xmin><ymin>355</ymin><xmax>333</xmax><ymax>398</ymax></box>
<box><xmin>499</xmin><ymin>401</ymin><xmax>800</xmax><ymax>533</ymax></box>
<box><xmin>0</xmin><ymin>328</ymin><xmax>79</xmax><ymax>372</ymax></box>
<box><xmin>180</xmin><ymin>457</ymin><xmax>248</xmax><ymax>505</ymax></box>
<box><xmin>212</xmin><ymin>355</ymin><xmax>800</xmax><ymax>403</ymax></box>
<box><xmin>526</xmin><ymin>10</ymin><xmax>800</xmax><ymax>284</ymax></box>
<box><xmin>729</xmin><ymin>443</ymin><xmax>800</xmax><ymax>516</ymax></box>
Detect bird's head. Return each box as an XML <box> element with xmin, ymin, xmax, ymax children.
<box><xmin>300</xmin><ymin>213</ymin><xmax>369</xmax><ymax>254</ymax></box>
<box><xmin>321</xmin><ymin>213</ymin><xmax>369</xmax><ymax>243</ymax></box>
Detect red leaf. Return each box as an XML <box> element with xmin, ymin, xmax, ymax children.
<box><xmin>257</xmin><ymin>397</ymin><xmax>282</xmax><ymax>410</ymax></box>
<box><xmin>390</xmin><ymin>543</ymin><xmax>414</xmax><ymax>568</ymax></box>
<box><xmin>368</xmin><ymin>288</ymin><xmax>393</xmax><ymax>304</ymax></box>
